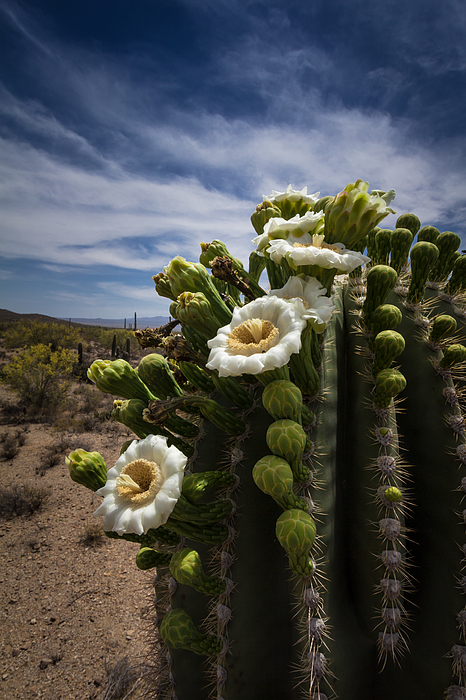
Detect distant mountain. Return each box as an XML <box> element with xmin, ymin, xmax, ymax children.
<box><xmin>0</xmin><ymin>309</ymin><xmax>171</xmax><ymax>329</ymax></box>
<box><xmin>61</xmin><ymin>316</ymin><xmax>171</xmax><ymax>329</ymax></box>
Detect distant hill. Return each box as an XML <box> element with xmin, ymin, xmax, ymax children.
<box><xmin>62</xmin><ymin>316</ymin><xmax>171</xmax><ymax>329</ymax></box>
<box><xmin>0</xmin><ymin>309</ymin><xmax>170</xmax><ymax>329</ymax></box>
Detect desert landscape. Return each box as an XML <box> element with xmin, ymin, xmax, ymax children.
<box><xmin>0</xmin><ymin>312</ymin><xmax>157</xmax><ymax>700</ymax></box>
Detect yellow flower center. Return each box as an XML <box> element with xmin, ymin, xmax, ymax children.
<box><xmin>116</xmin><ymin>459</ymin><xmax>163</xmax><ymax>504</ymax></box>
<box><xmin>227</xmin><ymin>318</ymin><xmax>280</xmax><ymax>356</ymax></box>
<box><xmin>293</xmin><ymin>234</ymin><xmax>341</xmax><ymax>252</ymax></box>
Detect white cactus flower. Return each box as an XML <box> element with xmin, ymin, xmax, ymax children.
<box><xmin>252</xmin><ymin>211</ymin><xmax>325</xmax><ymax>256</ymax></box>
<box><xmin>206</xmin><ymin>295</ymin><xmax>307</xmax><ymax>377</ymax></box>
<box><xmin>269</xmin><ymin>275</ymin><xmax>336</xmax><ymax>332</ymax></box>
<box><xmin>267</xmin><ymin>235</ymin><xmax>369</xmax><ymax>273</ymax></box>
<box><xmin>94</xmin><ymin>435</ymin><xmax>187</xmax><ymax>535</ymax></box>
<box><xmin>264</xmin><ymin>184</ymin><xmax>320</xmax><ymax>205</ymax></box>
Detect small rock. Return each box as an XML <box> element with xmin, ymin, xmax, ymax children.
<box><xmin>30</xmin><ymin>618</ymin><xmax>37</xmax><ymax>625</ymax></box>
<box><xmin>39</xmin><ymin>658</ymin><xmax>52</xmax><ymax>669</ymax></box>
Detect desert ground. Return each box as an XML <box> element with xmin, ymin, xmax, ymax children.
<box><xmin>0</xmin><ymin>320</ymin><xmax>159</xmax><ymax>700</ymax></box>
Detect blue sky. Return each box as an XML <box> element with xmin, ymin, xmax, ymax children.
<box><xmin>1</xmin><ymin>0</ymin><xmax>466</xmax><ymax>319</ymax></box>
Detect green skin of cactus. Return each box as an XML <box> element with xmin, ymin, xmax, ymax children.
<box><xmin>406</xmin><ymin>241</ymin><xmax>439</xmax><ymax>304</ymax></box>
<box><xmin>373</xmin><ymin>368</ymin><xmax>407</xmax><ymax>408</ymax></box>
<box><xmin>105</xmin><ymin>526</ymin><xmax>180</xmax><ymax>548</ymax></box>
<box><xmin>395</xmin><ymin>212</ymin><xmax>421</xmax><ymax>236</ymax></box>
<box><xmin>83</xmin><ymin>223</ymin><xmax>466</xmax><ymax>700</ymax></box>
<box><xmin>374</xmin><ymin>228</ymin><xmax>391</xmax><ymax>266</ymax></box>
<box><xmin>429</xmin><ymin>231</ymin><xmax>461</xmax><ymax>283</ymax></box>
<box><xmin>371</xmin><ymin>330</ymin><xmax>405</xmax><ymax>377</ymax></box>
<box><xmin>349</xmin><ymin>234</ymin><xmax>368</xmax><ymax>278</ymax></box>
<box><xmin>136</xmin><ymin>546</ymin><xmax>172</xmax><ymax>570</ymax></box>
<box><xmin>440</xmin><ymin>343</ymin><xmax>466</xmax><ymax>368</ymax></box>
<box><xmin>287</xmin><ymin>326</ymin><xmax>321</xmax><ymax>396</ymax></box>
<box><xmin>261</xmin><ymin>379</ymin><xmax>303</xmax><ymax>424</ymax></box>
<box><xmin>275</xmin><ymin>509</ymin><xmax>316</xmax><ymax>577</ymax></box>
<box><xmin>266</xmin><ymin>419</ymin><xmax>311</xmax><ymax>483</ymax></box>
<box><xmin>65</xmin><ymin>449</ymin><xmax>107</xmax><ymax>492</ymax></box>
<box><xmin>362</xmin><ymin>265</ymin><xmax>398</xmax><ymax>326</ymax></box>
<box><xmin>136</xmin><ymin>353</ymin><xmax>183</xmax><ymax>399</ymax></box>
<box><xmin>250</xmin><ymin>201</ymin><xmax>282</xmax><ymax>234</ymax></box>
<box><xmin>159</xmin><ymin>608</ymin><xmax>223</xmax><ymax>656</ymax></box>
<box><xmin>389</xmin><ymin>227</ymin><xmax>413</xmax><ymax>274</ymax></box>
<box><xmin>180</xmin><ymin>323</ymin><xmax>210</xmax><ymax>358</ymax></box>
<box><xmin>170</xmin><ymin>493</ymin><xmax>234</xmax><ymax>527</ymax></box>
<box><xmin>417</xmin><ymin>225</ymin><xmax>440</xmax><ymax>244</ymax></box>
<box><xmin>210</xmin><ymin>371</ymin><xmax>254</xmax><ymax>409</ymax></box>
<box><xmin>181</xmin><ymin>470</ymin><xmax>238</xmax><ymax>503</ymax></box>
<box><xmin>148</xmin><ymin>395</ymin><xmax>246</xmax><ymax>435</ymax></box>
<box><xmin>111</xmin><ymin>398</ymin><xmax>194</xmax><ymax>456</ymax></box>
<box><xmin>88</xmin><ymin>359</ymin><xmax>155</xmax><ymax>403</ymax></box>
<box><xmin>429</xmin><ymin>315</ymin><xmax>458</xmax><ymax>343</ymax></box>
<box><xmin>169</xmin><ymin>547</ymin><xmax>227</xmax><ymax>595</ymax></box>
<box><xmin>178</xmin><ymin>361</ymin><xmax>216</xmax><ymax>393</ymax></box>
<box><xmin>252</xmin><ymin>455</ymin><xmax>310</xmax><ymax>512</ymax></box>
<box><xmin>445</xmin><ymin>254</ymin><xmax>466</xmax><ymax>295</ymax></box>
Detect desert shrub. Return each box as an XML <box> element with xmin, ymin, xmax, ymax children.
<box><xmin>2</xmin><ymin>344</ymin><xmax>75</xmax><ymax>412</ymax></box>
<box><xmin>79</xmin><ymin>522</ymin><xmax>105</xmax><ymax>547</ymax></box>
<box><xmin>3</xmin><ymin>321</ymin><xmax>80</xmax><ymax>351</ymax></box>
<box><xmin>0</xmin><ymin>484</ymin><xmax>49</xmax><ymax>519</ymax></box>
<box><xmin>0</xmin><ymin>429</ymin><xmax>27</xmax><ymax>460</ymax></box>
<box><xmin>103</xmin><ymin>656</ymin><xmax>144</xmax><ymax>700</ymax></box>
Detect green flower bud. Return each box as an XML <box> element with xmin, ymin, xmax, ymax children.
<box><xmin>266</xmin><ymin>419</ymin><xmax>311</xmax><ymax>483</ymax></box>
<box><xmin>324</xmin><ymin>180</ymin><xmax>396</xmax><ymax>248</ymax></box>
<box><xmin>160</xmin><ymin>608</ymin><xmax>223</xmax><ymax>656</ymax></box>
<box><xmin>275</xmin><ymin>509</ymin><xmax>316</xmax><ymax>577</ymax></box>
<box><xmin>66</xmin><ymin>449</ymin><xmax>107</xmax><ymax>492</ymax></box>
<box><xmin>253</xmin><ymin>455</ymin><xmax>309</xmax><ymax>512</ymax></box>
<box><xmin>171</xmin><ymin>291</ymin><xmax>223</xmax><ymax>338</ymax></box>
<box><xmin>395</xmin><ymin>213</ymin><xmax>420</xmax><ymax>236</ymax></box>
<box><xmin>251</xmin><ymin>200</ymin><xmax>282</xmax><ymax>234</ymax></box>
<box><xmin>372</xmin><ymin>331</ymin><xmax>405</xmax><ymax>376</ymax></box>
<box><xmin>445</xmin><ymin>255</ymin><xmax>466</xmax><ymax>296</ymax></box>
<box><xmin>164</xmin><ymin>256</ymin><xmax>232</xmax><ymax>326</ymax></box>
<box><xmin>210</xmin><ymin>372</ymin><xmax>254</xmax><ymax>409</ymax></box>
<box><xmin>169</xmin><ymin>547</ymin><xmax>227</xmax><ymax>595</ymax></box>
<box><xmin>429</xmin><ymin>315</ymin><xmax>457</xmax><ymax>344</ymax></box>
<box><xmin>262</xmin><ymin>380</ymin><xmax>303</xmax><ymax>424</ymax></box>
<box><xmin>152</xmin><ymin>272</ymin><xmax>177</xmax><ymax>301</ymax></box>
<box><xmin>369</xmin><ymin>304</ymin><xmax>403</xmax><ymax>339</ymax></box>
<box><xmin>406</xmin><ymin>242</ymin><xmax>439</xmax><ymax>305</ymax></box>
<box><xmin>417</xmin><ymin>226</ymin><xmax>439</xmax><ymax>244</ymax></box>
<box><xmin>248</xmin><ymin>249</ymin><xmax>267</xmax><ymax>282</ymax></box>
<box><xmin>366</xmin><ymin>227</ymin><xmax>380</xmax><ymax>263</ymax></box>
<box><xmin>136</xmin><ymin>546</ymin><xmax>172</xmax><ymax>570</ymax></box>
<box><xmin>88</xmin><ymin>359</ymin><xmax>154</xmax><ymax>404</ymax></box>
<box><xmin>136</xmin><ymin>353</ymin><xmax>183</xmax><ymax>399</ymax></box>
<box><xmin>390</xmin><ymin>228</ymin><xmax>413</xmax><ymax>275</ymax></box>
<box><xmin>440</xmin><ymin>344</ymin><xmax>466</xmax><ymax>369</ymax></box>
<box><xmin>373</xmin><ymin>369</ymin><xmax>407</xmax><ymax>409</ymax></box>
<box><xmin>429</xmin><ymin>231</ymin><xmax>461</xmax><ymax>283</ymax></box>
<box><xmin>362</xmin><ymin>265</ymin><xmax>398</xmax><ymax>327</ymax></box>
<box><xmin>313</xmin><ymin>195</ymin><xmax>334</xmax><ymax>213</ymax></box>
<box><xmin>374</xmin><ymin>229</ymin><xmax>391</xmax><ymax>266</ymax></box>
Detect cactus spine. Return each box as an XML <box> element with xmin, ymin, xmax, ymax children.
<box><xmin>69</xmin><ymin>180</ymin><xmax>466</xmax><ymax>700</ymax></box>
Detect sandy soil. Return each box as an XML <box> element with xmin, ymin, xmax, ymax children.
<box><xmin>0</xmin><ymin>343</ymin><xmax>159</xmax><ymax>700</ymax></box>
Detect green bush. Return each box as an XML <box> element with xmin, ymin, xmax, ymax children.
<box><xmin>2</xmin><ymin>343</ymin><xmax>75</xmax><ymax>411</ymax></box>
<box><xmin>4</xmin><ymin>321</ymin><xmax>80</xmax><ymax>351</ymax></box>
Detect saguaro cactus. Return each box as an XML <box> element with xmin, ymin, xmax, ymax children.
<box><xmin>68</xmin><ymin>181</ymin><xmax>466</xmax><ymax>700</ymax></box>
